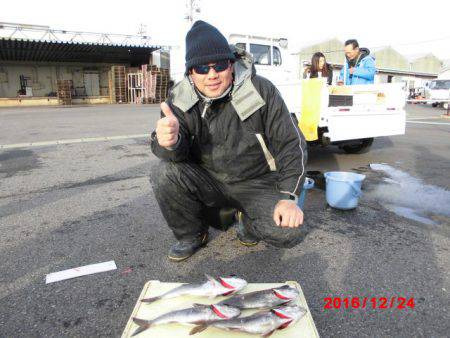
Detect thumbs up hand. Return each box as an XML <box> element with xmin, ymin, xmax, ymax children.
<box><xmin>156</xmin><ymin>102</ymin><xmax>180</xmax><ymax>148</ymax></box>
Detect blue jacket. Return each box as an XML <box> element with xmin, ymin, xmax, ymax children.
<box><xmin>339</xmin><ymin>52</ymin><xmax>376</xmax><ymax>85</ymax></box>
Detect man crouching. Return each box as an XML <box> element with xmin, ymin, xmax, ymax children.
<box><xmin>150</xmin><ymin>20</ymin><xmax>308</xmax><ymax>261</ymax></box>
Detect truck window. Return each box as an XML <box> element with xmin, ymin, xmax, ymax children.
<box><xmin>235</xmin><ymin>43</ymin><xmax>246</xmax><ymax>52</ymax></box>
<box><xmin>250</xmin><ymin>43</ymin><xmax>271</xmax><ymax>65</ymax></box>
<box><xmin>273</xmin><ymin>46</ymin><xmax>282</xmax><ymax>66</ymax></box>
<box><xmin>430</xmin><ymin>80</ymin><xmax>450</xmax><ymax>90</ymax></box>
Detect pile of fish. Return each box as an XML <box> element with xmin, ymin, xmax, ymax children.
<box><xmin>132</xmin><ymin>274</ymin><xmax>307</xmax><ymax>337</ymax></box>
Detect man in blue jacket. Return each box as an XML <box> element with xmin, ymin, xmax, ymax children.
<box><xmin>339</xmin><ymin>39</ymin><xmax>376</xmax><ymax>85</ymax></box>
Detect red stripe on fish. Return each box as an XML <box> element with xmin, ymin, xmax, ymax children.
<box><xmin>219</xmin><ymin>278</ymin><xmax>235</xmax><ymax>289</ymax></box>
<box><xmin>279</xmin><ymin>320</ymin><xmax>293</xmax><ymax>329</ymax></box>
<box><xmin>273</xmin><ymin>290</ymin><xmax>291</xmax><ymax>300</ymax></box>
<box><xmin>272</xmin><ymin>309</ymin><xmax>292</xmax><ymax>319</ymax></box>
<box><xmin>211</xmin><ymin>305</ymin><xmax>228</xmax><ymax>319</ymax></box>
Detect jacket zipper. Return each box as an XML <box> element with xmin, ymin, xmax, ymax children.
<box><xmin>201</xmin><ymin>100</ymin><xmax>212</xmax><ymax>119</ymax></box>
<box><xmin>199</xmin><ymin>100</ymin><xmax>212</xmax><ymax>144</ymax></box>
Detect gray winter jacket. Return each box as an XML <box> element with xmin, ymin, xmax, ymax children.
<box><xmin>150</xmin><ymin>49</ymin><xmax>307</xmax><ymax>199</ymax></box>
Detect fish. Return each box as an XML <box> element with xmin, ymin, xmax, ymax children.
<box><xmin>131</xmin><ymin>303</ymin><xmax>241</xmax><ymax>336</ymax></box>
<box><xmin>189</xmin><ymin>305</ymin><xmax>307</xmax><ymax>337</ymax></box>
<box><xmin>141</xmin><ymin>274</ymin><xmax>247</xmax><ymax>304</ymax></box>
<box><xmin>216</xmin><ymin>284</ymin><xmax>299</xmax><ymax>309</ymax></box>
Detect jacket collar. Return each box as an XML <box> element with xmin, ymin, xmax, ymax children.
<box><xmin>171</xmin><ymin>47</ymin><xmax>265</xmax><ymax>121</ymax></box>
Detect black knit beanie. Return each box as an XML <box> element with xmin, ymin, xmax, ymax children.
<box><xmin>185</xmin><ymin>20</ymin><xmax>235</xmax><ymax>70</ymax></box>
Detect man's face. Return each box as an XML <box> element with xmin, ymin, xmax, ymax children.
<box><xmin>190</xmin><ymin>61</ymin><xmax>233</xmax><ymax>98</ymax></box>
<box><xmin>344</xmin><ymin>44</ymin><xmax>360</xmax><ymax>61</ymax></box>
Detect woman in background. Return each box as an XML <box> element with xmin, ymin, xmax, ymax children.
<box><xmin>303</xmin><ymin>52</ymin><xmax>333</xmax><ymax>85</ymax></box>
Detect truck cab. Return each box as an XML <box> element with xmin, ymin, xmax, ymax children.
<box><xmin>228</xmin><ymin>34</ymin><xmax>302</xmax><ymax>114</ymax></box>
<box><xmin>426</xmin><ymin>79</ymin><xmax>450</xmax><ymax>108</ymax></box>
<box><xmin>229</xmin><ymin>34</ymin><xmax>297</xmax><ymax>84</ymax></box>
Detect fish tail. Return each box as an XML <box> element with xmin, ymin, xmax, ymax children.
<box><xmin>131</xmin><ymin>317</ymin><xmax>153</xmax><ymax>336</ymax></box>
<box><xmin>140</xmin><ymin>296</ymin><xmax>160</xmax><ymax>304</ymax></box>
<box><xmin>189</xmin><ymin>323</ymin><xmax>208</xmax><ymax>335</ymax></box>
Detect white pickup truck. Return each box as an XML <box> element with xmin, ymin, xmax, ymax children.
<box><xmin>425</xmin><ymin>78</ymin><xmax>450</xmax><ymax>108</ymax></box>
<box><xmin>170</xmin><ymin>34</ymin><xmax>406</xmax><ymax>153</ymax></box>
<box><xmin>228</xmin><ymin>34</ymin><xmax>406</xmax><ymax>153</ymax></box>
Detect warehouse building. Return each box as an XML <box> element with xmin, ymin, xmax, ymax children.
<box><xmin>439</xmin><ymin>60</ymin><xmax>450</xmax><ymax>79</ymax></box>
<box><xmin>0</xmin><ymin>23</ymin><xmax>169</xmax><ymax>107</ymax></box>
<box><xmin>296</xmin><ymin>38</ymin><xmax>443</xmax><ymax>88</ymax></box>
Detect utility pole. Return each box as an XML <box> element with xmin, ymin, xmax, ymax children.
<box><xmin>184</xmin><ymin>0</ymin><xmax>201</xmax><ymax>26</ymax></box>
<box><xmin>137</xmin><ymin>24</ymin><xmax>148</xmax><ymax>37</ymax></box>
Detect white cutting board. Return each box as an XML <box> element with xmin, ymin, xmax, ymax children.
<box><xmin>122</xmin><ymin>281</ymin><xmax>320</xmax><ymax>338</ymax></box>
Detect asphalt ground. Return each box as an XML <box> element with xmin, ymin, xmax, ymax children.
<box><xmin>0</xmin><ymin>103</ymin><xmax>449</xmax><ymax>337</ymax></box>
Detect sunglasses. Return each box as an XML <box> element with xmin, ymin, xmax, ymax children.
<box><xmin>192</xmin><ymin>60</ymin><xmax>230</xmax><ymax>75</ymax></box>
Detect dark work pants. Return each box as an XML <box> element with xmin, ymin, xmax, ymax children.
<box><xmin>150</xmin><ymin>161</ymin><xmax>308</xmax><ymax>248</ymax></box>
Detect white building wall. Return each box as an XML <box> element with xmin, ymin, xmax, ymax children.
<box><xmin>438</xmin><ymin>68</ymin><xmax>450</xmax><ymax>79</ymax></box>
<box><xmin>0</xmin><ymin>63</ymin><xmax>113</xmax><ymax>98</ymax></box>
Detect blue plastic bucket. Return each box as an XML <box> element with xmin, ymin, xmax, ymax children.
<box><xmin>324</xmin><ymin>172</ymin><xmax>366</xmax><ymax>210</ymax></box>
<box><xmin>298</xmin><ymin>177</ymin><xmax>315</xmax><ymax>209</ymax></box>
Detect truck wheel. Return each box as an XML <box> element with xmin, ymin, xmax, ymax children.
<box><xmin>342</xmin><ymin>138</ymin><xmax>374</xmax><ymax>154</ymax></box>
<box><xmin>432</xmin><ymin>103</ymin><xmax>438</xmax><ymax>107</ymax></box>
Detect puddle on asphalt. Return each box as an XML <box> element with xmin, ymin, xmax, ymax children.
<box><xmin>369</xmin><ymin>163</ymin><xmax>450</xmax><ymax>225</ymax></box>
<box><xmin>386</xmin><ymin>206</ymin><xmax>437</xmax><ymax>225</ymax></box>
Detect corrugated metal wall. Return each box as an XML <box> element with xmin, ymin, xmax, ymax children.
<box><xmin>298</xmin><ymin>38</ymin><xmax>344</xmax><ymax>67</ymax></box>
<box><xmin>411</xmin><ymin>54</ymin><xmax>442</xmax><ymax>74</ymax></box>
<box><xmin>373</xmin><ymin>47</ymin><xmax>410</xmax><ymax>72</ymax></box>
<box><xmin>0</xmin><ymin>63</ymin><xmax>112</xmax><ymax>98</ymax></box>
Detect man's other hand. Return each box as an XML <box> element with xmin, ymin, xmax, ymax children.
<box><xmin>156</xmin><ymin>102</ymin><xmax>179</xmax><ymax>148</ymax></box>
<box><xmin>349</xmin><ymin>67</ymin><xmax>355</xmax><ymax>74</ymax></box>
<box><xmin>273</xmin><ymin>200</ymin><xmax>304</xmax><ymax>228</ymax></box>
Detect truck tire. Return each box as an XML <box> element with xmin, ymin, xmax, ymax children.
<box><xmin>342</xmin><ymin>138</ymin><xmax>374</xmax><ymax>154</ymax></box>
